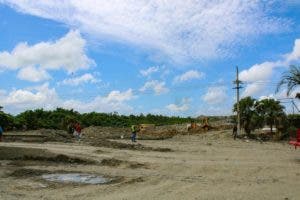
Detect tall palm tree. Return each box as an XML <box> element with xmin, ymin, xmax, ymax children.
<box><xmin>255</xmin><ymin>99</ymin><xmax>285</xmax><ymax>134</ymax></box>
<box><xmin>276</xmin><ymin>65</ymin><xmax>300</xmax><ymax>99</ymax></box>
<box><xmin>233</xmin><ymin>96</ymin><xmax>257</xmax><ymax>135</ymax></box>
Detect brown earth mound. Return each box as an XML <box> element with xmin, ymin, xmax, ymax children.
<box><xmin>89</xmin><ymin>139</ymin><xmax>172</xmax><ymax>152</ymax></box>
<box><xmin>4</xmin><ymin>129</ymin><xmax>72</xmax><ymax>143</ymax></box>
<box><xmin>82</xmin><ymin>125</ymin><xmax>181</xmax><ymax>140</ymax></box>
<box><xmin>0</xmin><ymin>146</ymin><xmax>94</xmax><ymax>165</ymax></box>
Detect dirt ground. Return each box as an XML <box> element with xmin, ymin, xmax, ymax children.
<box><xmin>0</xmin><ymin>130</ymin><xmax>299</xmax><ymax>200</ymax></box>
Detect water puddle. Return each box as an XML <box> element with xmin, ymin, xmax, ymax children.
<box><xmin>42</xmin><ymin>173</ymin><xmax>111</xmax><ymax>184</ymax></box>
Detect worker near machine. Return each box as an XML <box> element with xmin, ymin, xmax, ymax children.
<box><xmin>131</xmin><ymin>125</ymin><xmax>138</xmax><ymax>142</ymax></box>
<box><xmin>0</xmin><ymin>125</ymin><xmax>3</xmax><ymax>142</ymax></box>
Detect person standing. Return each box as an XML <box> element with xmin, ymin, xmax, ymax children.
<box><xmin>131</xmin><ymin>125</ymin><xmax>138</xmax><ymax>142</ymax></box>
<box><xmin>73</xmin><ymin>122</ymin><xmax>82</xmax><ymax>140</ymax></box>
<box><xmin>0</xmin><ymin>125</ymin><xmax>3</xmax><ymax>142</ymax></box>
<box><xmin>232</xmin><ymin>125</ymin><xmax>237</xmax><ymax>140</ymax></box>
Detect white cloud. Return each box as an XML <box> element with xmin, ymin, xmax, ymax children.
<box><xmin>174</xmin><ymin>70</ymin><xmax>204</xmax><ymax>83</ymax></box>
<box><xmin>240</xmin><ymin>37</ymin><xmax>300</xmax><ymax>97</ymax></box>
<box><xmin>105</xmin><ymin>89</ymin><xmax>135</xmax><ymax>102</ymax></box>
<box><xmin>0</xmin><ymin>83</ymin><xmax>59</xmax><ymax>112</ymax></box>
<box><xmin>0</xmin><ymin>84</ymin><xmax>136</xmax><ymax>114</ymax></box>
<box><xmin>166</xmin><ymin>98</ymin><xmax>190</xmax><ymax>112</ymax></box>
<box><xmin>286</xmin><ymin>39</ymin><xmax>300</xmax><ymax>62</ymax></box>
<box><xmin>202</xmin><ymin>86</ymin><xmax>227</xmax><ymax>104</ymax></box>
<box><xmin>1</xmin><ymin>0</ymin><xmax>289</xmax><ymax>62</ymax></box>
<box><xmin>60</xmin><ymin>73</ymin><xmax>98</xmax><ymax>86</ymax></box>
<box><xmin>0</xmin><ymin>30</ymin><xmax>94</xmax><ymax>78</ymax></box>
<box><xmin>240</xmin><ymin>61</ymin><xmax>280</xmax><ymax>97</ymax></box>
<box><xmin>140</xmin><ymin>80</ymin><xmax>169</xmax><ymax>95</ymax></box>
<box><xmin>62</xmin><ymin>89</ymin><xmax>136</xmax><ymax>113</ymax></box>
<box><xmin>239</xmin><ymin>62</ymin><xmax>280</xmax><ymax>83</ymax></box>
<box><xmin>17</xmin><ymin>66</ymin><xmax>50</xmax><ymax>82</ymax></box>
<box><xmin>242</xmin><ymin>83</ymin><xmax>266</xmax><ymax>97</ymax></box>
<box><xmin>140</xmin><ymin>66</ymin><xmax>159</xmax><ymax>77</ymax></box>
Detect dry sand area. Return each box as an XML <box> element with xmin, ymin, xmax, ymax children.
<box><xmin>0</xmin><ymin>130</ymin><xmax>299</xmax><ymax>200</ymax></box>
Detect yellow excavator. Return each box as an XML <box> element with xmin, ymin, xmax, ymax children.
<box><xmin>188</xmin><ymin>117</ymin><xmax>211</xmax><ymax>132</ymax></box>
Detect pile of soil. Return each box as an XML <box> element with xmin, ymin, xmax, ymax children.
<box><xmin>82</xmin><ymin>126</ymin><xmax>130</xmax><ymax>140</ymax></box>
<box><xmin>83</xmin><ymin>125</ymin><xmax>181</xmax><ymax>140</ymax></box>
<box><xmin>0</xmin><ymin>146</ymin><xmax>94</xmax><ymax>165</ymax></box>
<box><xmin>89</xmin><ymin>139</ymin><xmax>172</xmax><ymax>152</ymax></box>
<box><xmin>4</xmin><ymin>129</ymin><xmax>72</xmax><ymax>143</ymax></box>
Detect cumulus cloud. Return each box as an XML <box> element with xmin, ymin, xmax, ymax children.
<box><xmin>62</xmin><ymin>89</ymin><xmax>136</xmax><ymax>113</ymax></box>
<box><xmin>1</xmin><ymin>0</ymin><xmax>290</xmax><ymax>62</ymax></box>
<box><xmin>140</xmin><ymin>80</ymin><xmax>169</xmax><ymax>95</ymax></box>
<box><xmin>17</xmin><ymin>66</ymin><xmax>51</xmax><ymax>82</ymax></box>
<box><xmin>0</xmin><ymin>83</ymin><xmax>59</xmax><ymax>112</ymax></box>
<box><xmin>286</xmin><ymin>39</ymin><xmax>300</xmax><ymax>62</ymax></box>
<box><xmin>0</xmin><ymin>30</ymin><xmax>94</xmax><ymax>81</ymax></box>
<box><xmin>166</xmin><ymin>98</ymin><xmax>190</xmax><ymax>112</ymax></box>
<box><xmin>202</xmin><ymin>86</ymin><xmax>227</xmax><ymax>104</ymax></box>
<box><xmin>240</xmin><ymin>38</ymin><xmax>300</xmax><ymax>97</ymax></box>
<box><xmin>60</xmin><ymin>73</ymin><xmax>98</xmax><ymax>86</ymax></box>
<box><xmin>105</xmin><ymin>89</ymin><xmax>135</xmax><ymax>102</ymax></box>
<box><xmin>140</xmin><ymin>66</ymin><xmax>159</xmax><ymax>77</ymax></box>
<box><xmin>174</xmin><ymin>70</ymin><xmax>204</xmax><ymax>83</ymax></box>
<box><xmin>0</xmin><ymin>84</ymin><xmax>136</xmax><ymax>114</ymax></box>
<box><xmin>242</xmin><ymin>83</ymin><xmax>266</xmax><ymax>97</ymax></box>
<box><xmin>239</xmin><ymin>62</ymin><xmax>280</xmax><ymax>83</ymax></box>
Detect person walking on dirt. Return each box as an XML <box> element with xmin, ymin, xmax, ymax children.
<box><xmin>73</xmin><ymin>123</ymin><xmax>82</xmax><ymax>140</ymax></box>
<box><xmin>232</xmin><ymin>125</ymin><xmax>237</xmax><ymax>140</ymax></box>
<box><xmin>131</xmin><ymin>125</ymin><xmax>138</xmax><ymax>142</ymax></box>
<box><xmin>0</xmin><ymin>125</ymin><xmax>3</xmax><ymax>142</ymax></box>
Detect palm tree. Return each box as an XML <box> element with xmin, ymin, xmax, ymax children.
<box><xmin>233</xmin><ymin>96</ymin><xmax>257</xmax><ymax>135</ymax></box>
<box><xmin>276</xmin><ymin>65</ymin><xmax>300</xmax><ymax>99</ymax></box>
<box><xmin>255</xmin><ymin>99</ymin><xmax>285</xmax><ymax>134</ymax></box>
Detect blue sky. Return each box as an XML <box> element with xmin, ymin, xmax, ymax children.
<box><xmin>0</xmin><ymin>1</ymin><xmax>299</xmax><ymax>116</ymax></box>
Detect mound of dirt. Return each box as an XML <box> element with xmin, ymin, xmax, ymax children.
<box><xmin>89</xmin><ymin>139</ymin><xmax>172</xmax><ymax>152</ymax></box>
<box><xmin>82</xmin><ymin>126</ymin><xmax>131</xmax><ymax>140</ymax></box>
<box><xmin>83</xmin><ymin>125</ymin><xmax>181</xmax><ymax>141</ymax></box>
<box><xmin>4</xmin><ymin>129</ymin><xmax>72</xmax><ymax>143</ymax></box>
<box><xmin>139</xmin><ymin>129</ymin><xmax>180</xmax><ymax>140</ymax></box>
<box><xmin>0</xmin><ymin>146</ymin><xmax>94</xmax><ymax>165</ymax></box>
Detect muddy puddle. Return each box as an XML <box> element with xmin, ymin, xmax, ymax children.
<box><xmin>42</xmin><ymin>173</ymin><xmax>111</xmax><ymax>185</ymax></box>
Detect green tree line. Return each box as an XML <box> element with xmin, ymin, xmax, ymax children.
<box><xmin>0</xmin><ymin>107</ymin><xmax>192</xmax><ymax>131</ymax></box>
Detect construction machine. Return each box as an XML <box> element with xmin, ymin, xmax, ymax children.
<box><xmin>187</xmin><ymin>117</ymin><xmax>212</xmax><ymax>132</ymax></box>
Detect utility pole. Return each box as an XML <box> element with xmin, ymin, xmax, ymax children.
<box><xmin>233</xmin><ymin>66</ymin><xmax>243</xmax><ymax>136</ymax></box>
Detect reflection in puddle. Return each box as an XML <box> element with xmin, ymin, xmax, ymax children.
<box><xmin>42</xmin><ymin>173</ymin><xmax>110</xmax><ymax>184</ymax></box>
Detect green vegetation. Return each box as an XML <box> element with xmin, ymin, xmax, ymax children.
<box><xmin>0</xmin><ymin>107</ymin><xmax>192</xmax><ymax>131</ymax></box>
<box><xmin>233</xmin><ymin>97</ymin><xmax>290</xmax><ymax>135</ymax></box>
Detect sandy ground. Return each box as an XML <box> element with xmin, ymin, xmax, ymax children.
<box><xmin>0</xmin><ymin>130</ymin><xmax>299</xmax><ymax>200</ymax></box>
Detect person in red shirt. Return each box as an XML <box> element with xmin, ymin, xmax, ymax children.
<box><xmin>73</xmin><ymin>122</ymin><xmax>82</xmax><ymax>140</ymax></box>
